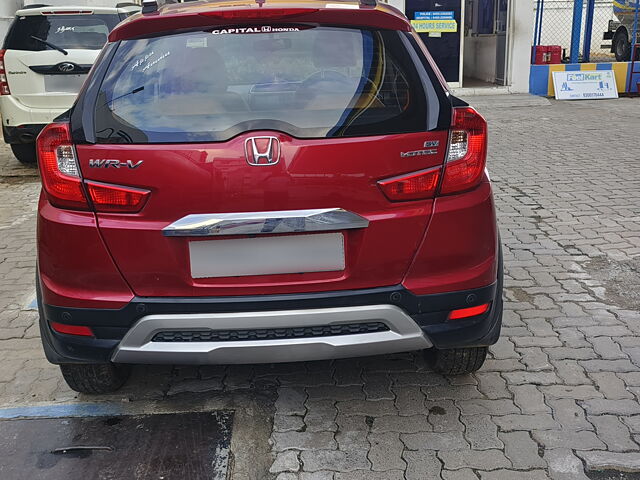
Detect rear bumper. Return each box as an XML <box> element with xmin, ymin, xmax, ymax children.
<box><xmin>38</xmin><ymin>280</ymin><xmax>503</xmax><ymax>365</ymax></box>
<box><xmin>3</xmin><ymin>124</ymin><xmax>47</xmax><ymax>145</ymax></box>
<box><xmin>0</xmin><ymin>95</ymin><xmax>67</xmax><ymax>137</ymax></box>
<box><xmin>111</xmin><ymin>305</ymin><xmax>432</xmax><ymax>364</ymax></box>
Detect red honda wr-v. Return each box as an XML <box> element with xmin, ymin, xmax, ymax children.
<box><xmin>36</xmin><ymin>0</ymin><xmax>502</xmax><ymax>393</ymax></box>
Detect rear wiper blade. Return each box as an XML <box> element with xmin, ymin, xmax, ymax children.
<box><xmin>30</xmin><ymin>35</ymin><xmax>68</xmax><ymax>56</ymax></box>
<box><xmin>103</xmin><ymin>86</ymin><xmax>145</xmax><ymax>106</ymax></box>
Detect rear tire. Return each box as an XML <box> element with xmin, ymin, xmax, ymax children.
<box><xmin>614</xmin><ymin>30</ymin><xmax>631</xmax><ymax>62</ymax></box>
<box><xmin>60</xmin><ymin>364</ymin><xmax>131</xmax><ymax>394</ymax></box>
<box><xmin>11</xmin><ymin>144</ymin><xmax>37</xmax><ymax>165</ymax></box>
<box><xmin>427</xmin><ymin>347</ymin><xmax>488</xmax><ymax>375</ymax></box>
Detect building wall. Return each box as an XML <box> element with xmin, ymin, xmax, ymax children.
<box><xmin>1</xmin><ymin>0</ymin><xmax>23</xmax><ymax>44</ymax></box>
<box><xmin>508</xmin><ymin>0</ymin><xmax>535</xmax><ymax>93</ymax></box>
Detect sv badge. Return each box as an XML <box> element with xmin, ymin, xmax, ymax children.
<box><xmin>89</xmin><ymin>159</ymin><xmax>143</xmax><ymax>169</ymax></box>
<box><xmin>400</xmin><ymin>140</ymin><xmax>440</xmax><ymax>158</ymax></box>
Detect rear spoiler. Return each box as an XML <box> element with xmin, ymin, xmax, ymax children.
<box><xmin>142</xmin><ymin>0</ymin><xmax>375</xmax><ymax>14</ymax></box>
<box><xmin>111</xmin><ymin>1</ymin><xmax>410</xmax><ymax>41</ymax></box>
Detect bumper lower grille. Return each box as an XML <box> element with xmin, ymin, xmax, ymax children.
<box><xmin>151</xmin><ymin>322</ymin><xmax>390</xmax><ymax>342</ymax></box>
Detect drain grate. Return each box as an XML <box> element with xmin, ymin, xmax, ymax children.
<box><xmin>0</xmin><ymin>411</ymin><xmax>232</xmax><ymax>480</ymax></box>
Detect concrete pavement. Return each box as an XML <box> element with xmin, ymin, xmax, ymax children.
<box><xmin>0</xmin><ymin>96</ymin><xmax>639</xmax><ymax>479</ymax></box>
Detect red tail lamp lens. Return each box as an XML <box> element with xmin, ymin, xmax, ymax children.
<box><xmin>36</xmin><ymin>123</ymin><xmax>89</xmax><ymax>210</ymax></box>
<box><xmin>440</xmin><ymin>107</ymin><xmax>488</xmax><ymax>195</ymax></box>
<box><xmin>42</xmin><ymin>10</ymin><xmax>92</xmax><ymax>15</ymax></box>
<box><xmin>0</xmin><ymin>49</ymin><xmax>10</xmax><ymax>95</ymax></box>
<box><xmin>448</xmin><ymin>303</ymin><xmax>491</xmax><ymax>321</ymax></box>
<box><xmin>37</xmin><ymin>123</ymin><xmax>150</xmax><ymax>213</ymax></box>
<box><xmin>86</xmin><ymin>181</ymin><xmax>150</xmax><ymax>213</ymax></box>
<box><xmin>378</xmin><ymin>166</ymin><xmax>441</xmax><ymax>202</ymax></box>
<box><xmin>201</xmin><ymin>8</ymin><xmax>317</xmax><ymax>19</ymax></box>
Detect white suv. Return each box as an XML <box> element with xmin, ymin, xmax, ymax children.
<box><xmin>0</xmin><ymin>3</ymin><xmax>140</xmax><ymax>164</ymax></box>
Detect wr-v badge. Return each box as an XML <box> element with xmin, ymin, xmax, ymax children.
<box><xmin>245</xmin><ymin>137</ymin><xmax>280</xmax><ymax>166</ymax></box>
<box><xmin>89</xmin><ymin>159</ymin><xmax>143</xmax><ymax>169</ymax></box>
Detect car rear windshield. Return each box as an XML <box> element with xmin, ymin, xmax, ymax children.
<box><xmin>93</xmin><ymin>26</ymin><xmax>440</xmax><ymax>143</ymax></box>
<box><xmin>4</xmin><ymin>14</ymin><xmax>122</xmax><ymax>51</ymax></box>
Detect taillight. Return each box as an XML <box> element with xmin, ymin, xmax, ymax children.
<box><xmin>201</xmin><ymin>8</ymin><xmax>317</xmax><ymax>19</ymax></box>
<box><xmin>86</xmin><ymin>181</ymin><xmax>150</xmax><ymax>213</ymax></box>
<box><xmin>0</xmin><ymin>50</ymin><xmax>11</xmax><ymax>96</ymax></box>
<box><xmin>37</xmin><ymin>123</ymin><xmax>89</xmax><ymax>210</ymax></box>
<box><xmin>41</xmin><ymin>10</ymin><xmax>92</xmax><ymax>15</ymax></box>
<box><xmin>440</xmin><ymin>107</ymin><xmax>488</xmax><ymax>195</ymax></box>
<box><xmin>377</xmin><ymin>107</ymin><xmax>487</xmax><ymax>203</ymax></box>
<box><xmin>37</xmin><ymin>123</ymin><xmax>150</xmax><ymax>213</ymax></box>
<box><xmin>378</xmin><ymin>166</ymin><xmax>441</xmax><ymax>201</ymax></box>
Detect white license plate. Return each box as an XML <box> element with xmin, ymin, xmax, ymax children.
<box><xmin>44</xmin><ymin>75</ymin><xmax>87</xmax><ymax>93</ymax></box>
<box><xmin>189</xmin><ymin>233</ymin><xmax>345</xmax><ymax>279</ymax></box>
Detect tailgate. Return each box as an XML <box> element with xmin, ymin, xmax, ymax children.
<box><xmin>76</xmin><ymin>131</ymin><xmax>449</xmax><ymax>297</ymax></box>
<box><xmin>4</xmin><ymin>50</ymin><xmax>97</xmax><ymax>109</ymax></box>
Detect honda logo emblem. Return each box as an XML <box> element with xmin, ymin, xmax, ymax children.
<box><xmin>245</xmin><ymin>136</ymin><xmax>280</xmax><ymax>166</ymax></box>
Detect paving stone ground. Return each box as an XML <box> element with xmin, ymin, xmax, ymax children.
<box><xmin>0</xmin><ymin>96</ymin><xmax>639</xmax><ymax>479</ymax></box>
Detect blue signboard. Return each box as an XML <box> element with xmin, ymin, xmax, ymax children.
<box><xmin>414</xmin><ymin>11</ymin><xmax>455</xmax><ymax>20</ymax></box>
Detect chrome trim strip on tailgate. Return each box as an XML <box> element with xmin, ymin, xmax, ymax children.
<box><xmin>111</xmin><ymin>305</ymin><xmax>431</xmax><ymax>365</ymax></box>
<box><xmin>162</xmin><ymin>208</ymin><xmax>369</xmax><ymax>237</ymax></box>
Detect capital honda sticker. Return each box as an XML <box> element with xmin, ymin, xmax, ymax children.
<box><xmin>211</xmin><ymin>26</ymin><xmax>300</xmax><ymax>35</ymax></box>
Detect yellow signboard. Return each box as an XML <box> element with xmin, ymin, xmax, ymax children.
<box><xmin>410</xmin><ymin>19</ymin><xmax>458</xmax><ymax>33</ymax></box>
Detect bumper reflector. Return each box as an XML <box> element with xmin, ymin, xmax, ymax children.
<box><xmin>50</xmin><ymin>322</ymin><xmax>94</xmax><ymax>337</ymax></box>
<box><xmin>448</xmin><ymin>303</ymin><xmax>491</xmax><ymax>321</ymax></box>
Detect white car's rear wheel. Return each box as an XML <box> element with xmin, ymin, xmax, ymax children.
<box><xmin>10</xmin><ymin>144</ymin><xmax>37</xmax><ymax>165</ymax></box>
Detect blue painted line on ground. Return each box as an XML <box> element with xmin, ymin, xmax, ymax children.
<box><xmin>26</xmin><ymin>298</ymin><xmax>37</xmax><ymax>310</ymax></box>
<box><xmin>0</xmin><ymin>403</ymin><xmax>127</xmax><ymax>419</ymax></box>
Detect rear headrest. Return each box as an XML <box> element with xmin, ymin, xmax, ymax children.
<box><xmin>164</xmin><ymin>40</ymin><xmax>229</xmax><ymax>94</ymax></box>
<box><xmin>80</xmin><ymin>32</ymin><xmax>108</xmax><ymax>47</ymax></box>
<box><xmin>312</xmin><ymin>32</ymin><xmax>357</xmax><ymax>69</ymax></box>
<box><xmin>60</xmin><ymin>31</ymin><xmax>108</xmax><ymax>49</ymax></box>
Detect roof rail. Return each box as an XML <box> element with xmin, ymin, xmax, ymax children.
<box><xmin>21</xmin><ymin>4</ymin><xmax>51</xmax><ymax>9</ymax></box>
<box><xmin>116</xmin><ymin>2</ymin><xmax>140</xmax><ymax>7</ymax></box>
<box><xmin>360</xmin><ymin>0</ymin><xmax>376</xmax><ymax>5</ymax></box>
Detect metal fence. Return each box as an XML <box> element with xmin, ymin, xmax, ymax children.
<box><xmin>533</xmin><ymin>0</ymin><xmax>640</xmax><ymax>63</ymax></box>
